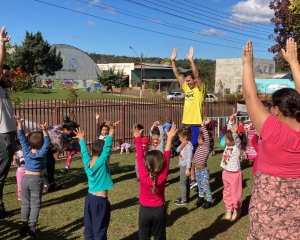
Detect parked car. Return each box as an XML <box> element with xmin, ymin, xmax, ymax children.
<box><xmin>166</xmin><ymin>92</ymin><xmax>185</xmax><ymax>101</ymax></box>
<box><xmin>205</xmin><ymin>94</ymin><xmax>218</xmax><ymax>103</ymax></box>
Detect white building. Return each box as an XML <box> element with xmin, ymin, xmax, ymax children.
<box><xmin>214</xmin><ymin>58</ymin><xmax>275</xmax><ymax>93</ymax></box>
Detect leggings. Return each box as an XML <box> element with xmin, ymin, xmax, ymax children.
<box><xmin>195</xmin><ymin>167</ymin><xmax>212</xmax><ymax>202</ymax></box>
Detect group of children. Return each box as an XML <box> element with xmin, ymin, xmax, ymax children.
<box><xmin>12</xmin><ymin>109</ymin><xmax>253</xmax><ymax>239</ymax></box>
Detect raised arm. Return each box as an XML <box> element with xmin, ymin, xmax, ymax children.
<box><xmin>13</xmin><ymin>114</ymin><xmax>31</xmax><ymax>154</ymax></box>
<box><xmin>0</xmin><ymin>26</ymin><xmax>10</xmax><ymax>74</ymax></box>
<box><xmin>281</xmin><ymin>38</ymin><xmax>300</xmax><ymax>93</ymax></box>
<box><xmin>132</xmin><ymin>124</ymin><xmax>144</xmax><ymax>163</ymax></box>
<box><xmin>187</xmin><ymin>46</ymin><xmax>203</xmax><ymax>88</ymax></box>
<box><xmin>171</xmin><ymin>48</ymin><xmax>185</xmax><ymax>86</ymax></box>
<box><xmin>242</xmin><ymin>41</ymin><xmax>269</xmax><ymax>133</ymax></box>
<box><xmin>74</xmin><ymin>128</ymin><xmax>91</xmax><ymax>164</ymax></box>
<box><xmin>165</xmin><ymin>124</ymin><xmax>177</xmax><ymax>152</ymax></box>
<box><xmin>231</xmin><ymin>124</ymin><xmax>241</xmax><ymax>149</ymax></box>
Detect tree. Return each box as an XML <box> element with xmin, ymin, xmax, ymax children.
<box><xmin>269</xmin><ymin>0</ymin><xmax>300</xmax><ymax>71</ymax></box>
<box><xmin>289</xmin><ymin>0</ymin><xmax>300</xmax><ymax>14</ymax></box>
<box><xmin>10</xmin><ymin>31</ymin><xmax>63</xmax><ymax>83</ymax></box>
<box><xmin>96</xmin><ymin>66</ymin><xmax>127</xmax><ymax>94</ymax></box>
<box><xmin>148</xmin><ymin>80</ymin><xmax>158</xmax><ymax>92</ymax></box>
<box><xmin>160</xmin><ymin>58</ymin><xmax>171</xmax><ymax>64</ymax></box>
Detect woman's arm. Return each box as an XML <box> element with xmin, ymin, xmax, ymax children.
<box><xmin>281</xmin><ymin>38</ymin><xmax>300</xmax><ymax>93</ymax></box>
<box><xmin>242</xmin><ymin>41</ymin><xmax>270</xmax><ymax>133</ymax></box>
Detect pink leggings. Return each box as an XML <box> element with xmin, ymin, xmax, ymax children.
<box><xmin>65</xmin><ymin>149</ymin><xmax>79</xmax><ymax>168</ymax></box>
<box><xmin>16</xmin><ymin>170</ymin><xmax>25</xmax><ymax>199</ymax></box>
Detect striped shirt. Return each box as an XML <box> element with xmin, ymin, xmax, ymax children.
<box><xmin>193</xmin><ymin>126</ymin><xmax>211</xmax><ymax>165</ymax></box>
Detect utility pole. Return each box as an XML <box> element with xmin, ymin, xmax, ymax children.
<box><xmin>130</xmin><ymin>46</ymin><xmax>143</xmax><ymax>98</ymax></box>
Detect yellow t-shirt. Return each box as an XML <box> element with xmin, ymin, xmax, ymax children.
<box><xmin>181</xmin><ymin>81</ymin><xmax>207</xmax><ymax>125</ymax></box>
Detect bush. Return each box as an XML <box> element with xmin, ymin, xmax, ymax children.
<box><xmin>225</xmin><ymin>93</ymin><xmax>243</xmax><ymax>104</ymax></box>
<box><xmin>148</xmin><ymin>80</ymin><xmax>158</xmax><ymax>92</ymax></box>
<box><xmin>10</xmin><ymin>70</ymin><xmax>31</xmax><ymax>92</ymax></box>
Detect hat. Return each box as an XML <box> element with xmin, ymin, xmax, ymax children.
<box><xmin>238</xmin><ymin>125</ymin><xmax>244</xmax><ymax>133</ymax></box>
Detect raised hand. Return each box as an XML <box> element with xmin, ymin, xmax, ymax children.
<box><xmin>132</xmin><ymin>124</ymin><xmax>143</xmax><ymax>137</ymax></box>
<box><xmin>166</xmin><ymin>124</ymin><xmax>177</xmax><ymax>138</ymax></box>
<box><xmin>186</xmin><ymin>46</ymin><xmax>194</xmax><ymax>61</ymax></box>
<box><xmin>281</xmin><ymin>38</ymin><xmax>298</xmax><ymax>65</ymax></box>
<box><xmin>242</xmin><ymin>40</ymin><xmax>253</xmax><ymax>65</ymax></box>
<box><xmin>171</xmin><ymin>48</ymin><xmax>177</xmax><ymax>61</ymax></box>
<box><xmin>73</xmin><ymin>127</ymin><xmax>85</xmax><ymax>140</ymax></box>
<box><xmin>13</xmin><ymin>114</ymin><xmax>23</xmax><ymax>123</ymax></box>
<box><xmin>229</xmin><ymin>113</ymin><xmax>237</xmax><ymax>121</ymax></box>
<box><xmin>38</xmin><ymin>122</ymin><xmax>47</xmax><ymax>131</ymax></box>
<box><xmin>0</xmin><ymin>26</ymin><xmax>11</xmax><ymax>43</ymax></box>
<box><xmin>95</xmin><ymin>112</ymin><xmax>100</xmax><ymax>120</ymax></box>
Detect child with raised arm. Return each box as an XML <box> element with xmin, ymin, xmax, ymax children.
<box><xmin>74</xmin><ymin>120</ymin><xmax>119</xmax><ymax>240</ymax></box>
<box><xmin>14</xmin><ymin>115</ymin><xmax>51</xmax><ymax>238</ymax></box>
<box><xmin>221</xmin><ymin>113</ymin><xmax>242</xmax><ymax>221</ymax></box>
<box><xmin>193</xmin><ymin>118</ymin><xmax>214</xmax><ymax>209</ymax></box>
<box><xmin>149</xmin><ymin>121</ymin><xmax>165</xmax><ymax>153</ymax></box>
<box><xmin>133</xmin><ymin>123</ymin><xmax>177</xmax><ymax>240</ymax></box>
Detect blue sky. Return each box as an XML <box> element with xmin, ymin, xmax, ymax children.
<box><xmin>4</xmin><ymin>0</ymin><xmax>276</xmax><ymax>61</ymax></box>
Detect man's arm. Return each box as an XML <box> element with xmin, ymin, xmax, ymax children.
<box><xmin>0</xmin><ymin>26</ymin><xmax>11</xmax><ymax>75</ymax></box>
<box><xmin>187</xmin><ymin>46</ymin><xmax>203</xmax><ymax>88</ymax></box>
<box><xmin>171</xmin><ymin>48</ymin><xmax>185</xmax><ymax>86</ymax></box>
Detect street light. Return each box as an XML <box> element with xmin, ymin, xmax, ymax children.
<box><xmin>129</xmin><ymin>46</ymin><xmax>143</xmax><ymax>98</ymax></box>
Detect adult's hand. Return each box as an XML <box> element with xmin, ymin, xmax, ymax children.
<box><xmin>242</xmin><ymin>40</ymin><xmax>253</xmax><ymax>66</ymax></box>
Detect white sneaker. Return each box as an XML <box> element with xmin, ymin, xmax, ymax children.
<box><xmin>225</xmin><ymin>210</ymin><xmax>232</xmax><ymax>220</ymax></box>
<box><xmin>232</xmin><ymin>209</ymin><xmax>241</xmax><ymax>221</ymax></box>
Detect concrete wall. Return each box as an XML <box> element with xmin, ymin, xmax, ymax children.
<box><xmin>215</xmin><ymin>58</ymin><xmax>275</xmax><ymax>93</ymax></box>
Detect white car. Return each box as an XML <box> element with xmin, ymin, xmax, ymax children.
<box><xmin>205</xmin><ymin>94</ymin><xmax>218</xmax><ymax>103</ymax></box>
<box><xmin>166</xmin><ymin>92</ymin><xmax>185</xmax><ymax>101</ymax></box>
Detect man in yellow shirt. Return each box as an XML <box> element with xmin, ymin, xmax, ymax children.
<box><xmin>171</xmin><ymin>46</ymin><xmax>207</xmax><ymax>141</ymax></box>
<box><xmin>171</xmin><ymin>47</ymin><xmax>207</xmax><ymax>193</ymax></box>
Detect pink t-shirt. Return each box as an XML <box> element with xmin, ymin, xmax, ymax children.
<box><xmin>134</xmin><ymin>136</ymin><xmax>170</xmax><ymax>207</ymax></box>
<box><xmin>258</xmin><ymin>115</ymin><xmax>300</xmax><ymax>178</ymax></box>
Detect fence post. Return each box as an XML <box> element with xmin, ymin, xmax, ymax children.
<box><xmin>169</xmin><ymin>102</ymin><xmax>172</xmax><ymax>121</ymax></box>
<box><xmin>122</xmin><ymin>104</ymin><xmax>125</xmax><ymax>143</ymax></box>
<box><xmin>55</xmin><ymin>106</ymin><xmax>60</xmax><ymax>124</ymax></box>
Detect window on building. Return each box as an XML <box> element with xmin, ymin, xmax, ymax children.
<box><xmin>264</xmin><ymin>66</ymin><xmax>268</xmax><ymax>73</ymax></box>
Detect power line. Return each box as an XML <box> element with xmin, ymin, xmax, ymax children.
<box><xmin>182</xmin><ymin>0</ymin><xmax>273</xmax><ymax>32</ymax></box>
<box><xmin>77</xmin><ymin>0</ymin><xmax>271</xmax><ymax>48</ymax></box>
<box><xmin>155</xmin><ymin>0</ymin><xmax>272</xmax><ymax>36</ymax></box>
<box><xmin>33</xmin><ymin>0</ymin><xmax>270</xmax><ymax>53</ymax></box>
<box><xmin>126</xmin><ymin>0</ymin><xmax>272</xmax><ymax>42</ymax></box>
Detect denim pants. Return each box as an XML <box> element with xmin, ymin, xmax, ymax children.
<box><xmin>21</xmin><ymin>175</ymin><xmax>44</xmax><ymax>226</ymax></box>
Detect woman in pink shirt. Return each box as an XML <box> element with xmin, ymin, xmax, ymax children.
<box><xmin>133</xmin><ymin>123</ymin><xmax>177</xmax><ymax>240</ymax></box>
<box><xmin>243</xmin><ymin>38</ymin><xmax>300</xmax><ymax>239</ymax></box>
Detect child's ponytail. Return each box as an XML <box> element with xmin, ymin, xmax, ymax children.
<box><xmin>144</xmin><ymin>150</ymin><xmax>165</xmax><ymax>194</ymax></box>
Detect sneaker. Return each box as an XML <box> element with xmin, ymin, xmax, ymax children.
<box><xmin>225</xmin><ymin>210</ymin><xmax>232</xmax><ymax>220</ymax></box>
<box><xmin>174</xmin><ymin>198</ymin><xmax>188</xmax><ymax>206</ymax></box>
<box><xmin>19</xmin><ymin>224</ymin><xmax>29</xmax><ymax>237</ymax></box>
<box><xmin>194</xmin><ymin>197</ymin><xmax>204</xmax><ymax>207</ymax></box>
<box><xmin>202</xmin><ymin>201</ymin><xmax>212</xmax><ymax>209</ymax></box>
<box><xmin>27</xmin><ymin>227</ymin><xmax>36</xmax><ymax>238</ymax></box>
<box><xmin>61</xmin><ymin>167</ymin><xmax>69</xmax><ymax>173</ymax></box>
<box><xmin>232</xmin><ymin>209</ymin><xmax>241</xmax><ymax>221</ymax></box>
<box><xmin>0</xmin><ymin>203</ymin><xmax>10</xmax><ymax>221</ymax></box>
<box><xmin>189</xmin><ymin>180</ymin><xmax>197</xmax><ymax>189</ymax></box>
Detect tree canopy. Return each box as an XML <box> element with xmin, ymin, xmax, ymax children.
<box><xmin>269</xmin><ymin>0</ymin><xmax>300</xmax><ymax>71</ymax></box>
<box><xmin>96</xmin><ymin>66</ymin><xmax>127</xmax><ymax>93</ymax></box>
<box><xmin>10</xmin><ymin>31</ymin><xmax>63</xmax><ymax>80</ymax></box>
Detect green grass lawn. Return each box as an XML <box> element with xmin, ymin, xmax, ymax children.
<box><xmin>10</xmin><ymin>88</ymin><xmax>129</xmax><ymax>100</ymax></box>
<box><xmin>1</xmin><ymin>148</ymin><xmax>253</xmax><ymax>239</ymax></box>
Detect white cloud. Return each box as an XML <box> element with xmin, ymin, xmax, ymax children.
<box><xmin>105</xmin><ymin>7</ymin><xmax>116</xmax><ymax>14</ymax></box>
<box><xmin>86</xmin><ymin>21</ymin><xmax>96</xmax><ymax>27</ymax></box>
<box><xmin>88</xmin><ymin>0</ymin><xmax>100</xmax><ymax>7</ymax></box>
<box><xmin>194</xmin><ymin>28</ymin><xmax>227</xmax><ymax>37</ymax></box>
<box><xmin>72</xmin><ymin>35</ymin><xmax>89</xmax><ymax>39</ymax></box>
<box><xmin>230</xmin><ymin>0</ymin><xmax>274</xmax><ymax>24</ymax></box>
